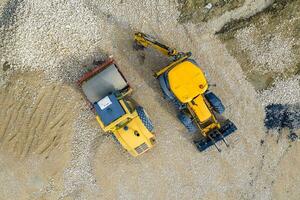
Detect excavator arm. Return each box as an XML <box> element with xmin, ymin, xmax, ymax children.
<box><xmin>134</xmin><ymin>32</ymin><xmax>192</xmax><ymax>77</ymax></box>
<box><xmin>134</xmin><ymin>32</ymin><xmax>178</xmax><ymax>56</ymax></box>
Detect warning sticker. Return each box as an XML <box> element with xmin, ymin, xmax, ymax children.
<box><xmin>97</xmin><ymin>96</ymin><xmax>112</xmax><ymax>110</ymax></box>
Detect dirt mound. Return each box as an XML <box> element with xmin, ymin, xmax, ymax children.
<box><xmin>217</xmin><ymin>0</ymin><xmax>300</xmax><ymax>90</ymax></box>
<box><xmin>0</xmin><ymin>72</ymin><xmax>75</xmax><ymax>158</ymax></box>
<box><xmin>0</xmin><ymin>0</ymin><xmax>107</xmax><ymax>82</ymax></box>
<box><xmin>177</xmin><ymin>0</ymin><xmax>245</xmax><ymax>23</ymax></box>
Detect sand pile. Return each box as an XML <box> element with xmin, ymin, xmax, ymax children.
<box><xmin>259</xmin><ymin>75</ymin><xmax>300</xmax><ymax>106</ymax></box>
<box><xmin>60</xmin><ymin>110</ymin><xmax>101</xmax><ymax>199</ymax></box>
<box><xmin>0</xmin><ymin>72</ymin><xmax>78</xmax><ymax>199</ymax></box>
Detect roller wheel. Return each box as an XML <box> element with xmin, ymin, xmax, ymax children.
<box><xmin>111</xmin><ymin>134</ymin><xmax>120</xmax><ymax>145</ymax></box>
<box><xmin>205</xmin><ymin>91</ymin><xmax>225</xmax><ymax>114</ymax></box>
<box><xmin>178</xmin><ymin>112</ymin><xmax>197</xmax><ymax>133</ymax></box>
<box><xmin>136</xmin><ymin>106</ymin><xmax>154</xmax><ymax>132</ymax></box>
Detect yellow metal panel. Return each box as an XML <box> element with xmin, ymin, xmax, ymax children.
<box><xmin>96</xmin><ymin>115</ymin><xmax>105</xmax><ymax>130</ymax></box>
<box><xmin>94</xmin><ymin>99</ymin><xmax>155</xmax><ymax>157</ymax></box>
<box><xmin>168</xmin><ymin>61</ymin><xmax>208</xmax><ymax>103</ymax></box>
<box><xmin>187</xmin><ymin>95</ymin><xmax>211</xmax><ymax>122</ymax></box>
<box><xmin>154</xmin><ymin>56</ymin><xmax>189</xmax><ymax>78</ymax></box>
<box><xmin>113</xmin><ymin>112</ymin><xmax>155</xmax><ymax>156</ymax></box>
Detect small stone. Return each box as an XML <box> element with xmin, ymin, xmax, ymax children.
<box><xmin>3</xmin><ymin>61</ymin><xmax>10</xmax><ymax>71</ymax></box>
<box><xmin>205</xmin><ymin>3</ymin><xmax>213</xmax><ymax>10</ymax></box>
<box><xmin>288</xmin><ymin>133</ymin><xmax>298</xmax><ymax>142</ymax></box>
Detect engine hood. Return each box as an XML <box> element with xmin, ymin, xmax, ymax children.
<box><xmin>113</xmin><ymin>116</ymin><xmax>155</xmax><ymax>156</ymax></box>
<box><xmin>168</xmin><ymin>60</ymin><xmax>208</xmax><ymax>103</ymax></box>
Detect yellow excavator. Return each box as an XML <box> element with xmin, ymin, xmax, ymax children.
<box><xmin>134</xmin><ymin>32</ymin><xmax>237</xmax><ymax>152</ymax></box>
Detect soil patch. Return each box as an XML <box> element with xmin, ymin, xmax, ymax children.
<box><xmin>216</xmin><ymin>0</ymin><xmax>300</xmax><ymax>90</ymax></box>
<box><xmin>0</xmin><ymin>72</ymin><xmax>75</xmax><ymax>158</ymax></box>
<box><xmin>177</xmin><ymin>0</ymin><xmax>245</xmax><ymax>23</ymax></box>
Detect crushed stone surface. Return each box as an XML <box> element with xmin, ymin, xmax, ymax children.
<box><xmin>1</xmin><ymin>0</ymin><xmax>108</xmax><ymax>82</ymax></box>
<box><xmin>235</xmin><ymin>24</ymin><xmax>297</xmax><ymax>73</ymax></box>
<box><xmin>258</xmin><ymin>75</ymin><xmax>300</xmax><ymax>106</ymax></box>
<box><xmin>60</xmin><ymin>107</ymin><xmax>101</xmax><ymax>200</ymax></box>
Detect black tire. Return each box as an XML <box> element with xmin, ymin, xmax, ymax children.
<box><xmin>136</xmin><ymin>106</ymin><xmax>154</xmax><ymax>132</ymax></box>
<box><xmin>172</xmin><ymin>99</ymin><xmax>185</xmax><ymax>110</ymax></box>
<box><xmin>158</xmin><ymin>74</ymin><xmax>175</xmax><ymax>101</ymax></box>
<box><xmin>178</xmin><ymin>112</ymin><xmax>197</xmax><ymax>133</ymax></box>
<box><xmin>205</xmin><ymin>91</ymin><xmax>225</xmax><ymax>114</ymax></box>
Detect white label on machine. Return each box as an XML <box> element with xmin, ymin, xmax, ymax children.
<box><xmin>97</xmin><ymin>96</ymin><xmax>112</xmax><ymax>110</ymax></box>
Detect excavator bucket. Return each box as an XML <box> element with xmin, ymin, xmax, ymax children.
<box><xmin>194</xmin><ymin>120</ymin><xmax>237</xmax><ymax>152</ymax></box>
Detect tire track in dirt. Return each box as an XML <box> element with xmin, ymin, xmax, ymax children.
<box><xmin>0</xmin><ymin>73</ymin><xmax>76</xmax><ymax>159</ymax></box>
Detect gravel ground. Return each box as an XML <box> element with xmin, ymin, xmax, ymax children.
<box><xmin>258</xmin><ymin>75</ymin><xmax>300</xmax><ymax>106</ymax></box>
<box><xmin>0</xmin><ymin>0</ymin><xmax>299</xmax><ymax>199</ymax></box>
<box><xmin>60</xmin><ymin>108</ymin><xmax>101</xmax><ymax>200</ymax></box>
<box><xmin>1</xmin><ymin>0</ymin><xmax>107</xmax><ymax>82</ymax></box>
<box><xmin>235</xmin><ymin>24</ymin><xmax>297</xmax><ymax>73</ymax></box>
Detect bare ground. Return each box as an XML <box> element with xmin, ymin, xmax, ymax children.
<box><xmin>0</xmin><ymin>0</ymin><xmax>299</xmax><ymax>200</ymax></box>
<box><xmin>0</xmin><ymin>72</ymin><xmax>77</xmax><ymax>199</ymax></box>
<box><xmin>217</xmin><ymin>0</ymin><xmax>300</xmax><ymax>90</ymax></box>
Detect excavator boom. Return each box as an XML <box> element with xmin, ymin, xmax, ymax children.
<box><xmin>134</xmin><ymin>32</ymin><xmax>191</xmax><ymax>60</ymax></box>
<box><xmin>134</xmin><ymin>32</ymin><xmax>192</xmax><ymax>77</ymax></box>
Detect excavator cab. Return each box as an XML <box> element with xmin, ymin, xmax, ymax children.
<box><xmin>134</xmin><ymin>32</ymin><xmax>237</xmax><ymax>152</ymax></box>
<box><xmin>168</xmin><ymin>60</ymin><xmax>208</xmax><ymax>102</ymax></box>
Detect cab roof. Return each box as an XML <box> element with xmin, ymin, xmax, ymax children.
<box><xmin>168</xmin><ymin>60</ymin><xmax>208</xmax><ymax>103</ymax></box>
